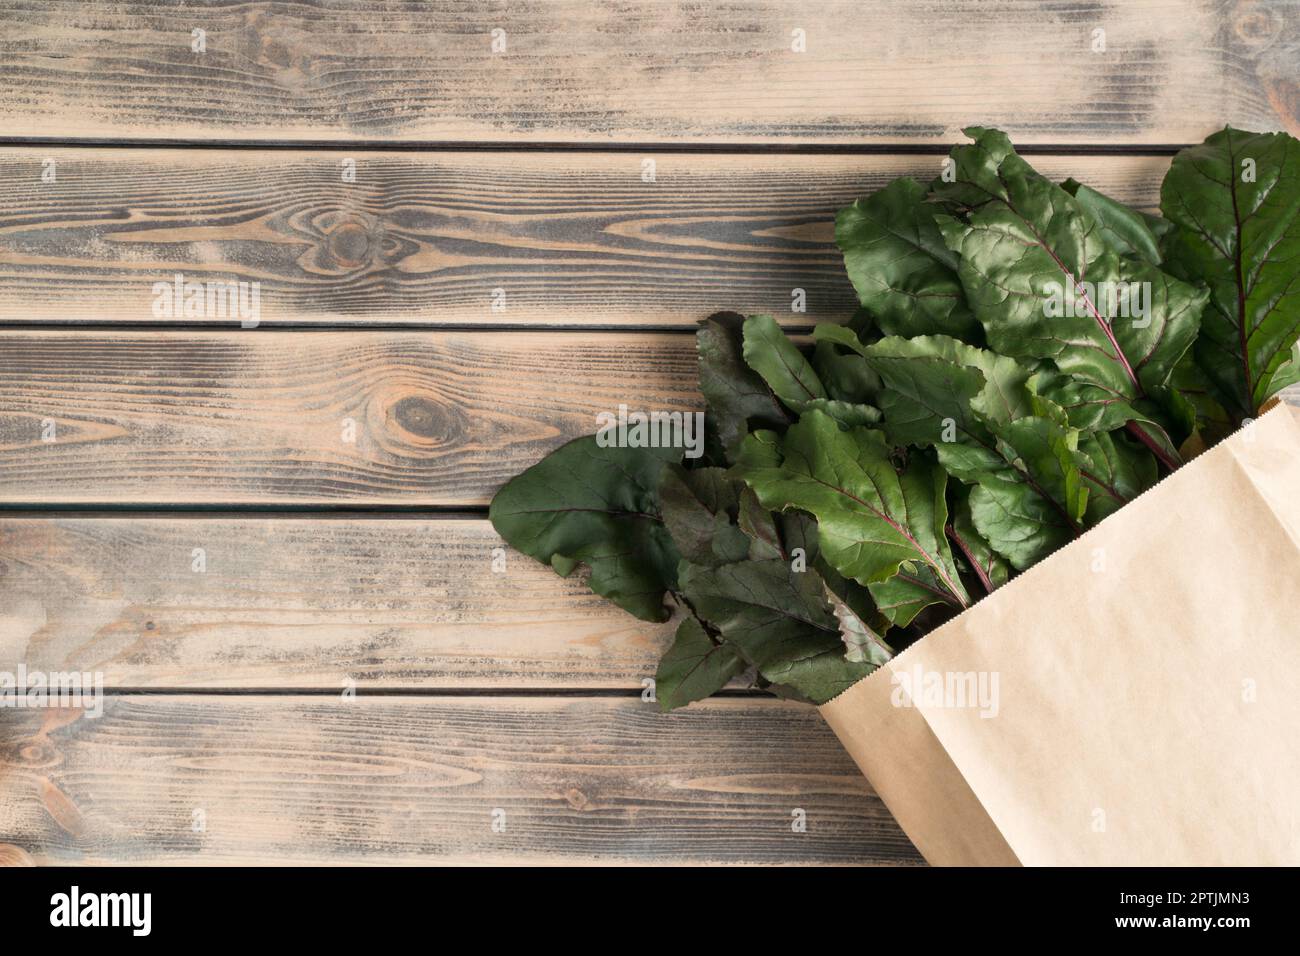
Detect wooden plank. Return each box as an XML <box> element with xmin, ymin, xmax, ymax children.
<box><xmin>0</xmin><ymin>1</ymin><xmax>1294</xmax><ymax>145</ymax></box>
<box><xmin>0</xmin><ymin>696</ymin><xmax>922</xmax><ymax>865</ymax></box>
<box><xmin>0</xmin><ymin>516</ymin><xmax>672</xmax><ymax>689</ymax></box>
<box><xmin>0</xmin><ymin>150</ymin><xmax>1175</xmax><ymax>327</ymax></box>
<box><xmin>0</xmin><ymin>330</ymin><xmax>699</xmax><ymax>506</ymax></box>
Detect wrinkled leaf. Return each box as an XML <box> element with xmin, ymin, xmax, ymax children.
<box><xmin>1062</xmin><ymin>178</ymin><xmax>1164</xmax><ymax>264</ymax></box>
<box><xmin>836</xmin><ymin>177</ymin><xmax>981</xmax><ymax>341</ymax></box>
<box><xmin>654</xmin><ymin>616</ymin><xmax>748</xmax><ymax>712</ymax></box>
<box><xmin>859</xmin><ymin>333</ymin><xmax>1031</xmax><ymax>448</ymax></box>
<box><xmin>736</xmin><ymin>410</ymin><xmax>970</xmax><ymax>610</ymax></box>
<box><xmin>937</xmin><ymin>128</ymin><xmax>1204</xmax><ymax>438</ymax></box>
<box><xmin>823</xmin><ymin>585</ymin><xmax>894</xmax><ymax>666</ymax></box>
<box><xmin>1078</xmin><ymin>430</ymin><xmax>1159</xmax><ymax>524</ymax></box>
<box><xmin>489</xmin><ymin>436</ymin><xmax>681</xmax><ymax>621</ymax></box>
<box><xmin>657</xmin><ymin>465</ymin><xmax>751</xmax><ymax>567</ymax></box>
<box><xmin>1160</xmin><ymin>126</ymin><xmax>1300</xmax><ymax>416</ymax></box>
<box><xmin>947</xmin><ymin>484</ymin><xmax>1011</xmax><ymax>592</ymax></box>
<box><xmin>698</xmin><ymin>311</ymin><xmax>791</xmax><ymax>459</ymax></box>
<box><xmin>866</xmin><ymin>563</ymin><xmax>965</xmax><ymax>627</ymax></box>
<box><xmin>853</xmin><ymin>335</ymin><xmax>1090</xmax><ymax>568</ymax></box>
<box><xmin>962</xmin><ymin>411</ymin><xmax>1091</xmax><ymax>570</ymax></box>
<box><xmin>680</xmin><ymin>559</ymin><xmax>875</xmax><ymax>704</ymax></box>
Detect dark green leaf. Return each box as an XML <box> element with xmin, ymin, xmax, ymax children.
<box><xmin>738</xmin><ymin>314</ymin><xmax>881</xmax><ymax>428</ymax></box>
<box><xmin>1078</xmin><ymin>430</ymin><xmax>1159</xmax><ymax>524</ymax></box>
<box><xmin>1062</xmin><ymin>178</ymin><xmax>1164</xmax><ymax>264</ymax></box>
<box><xmin>697</xmin><ymin>311</ymin><xmax>791</xmax><ymax>459</ymax></box>
<box><xmin>937</xmin><ymin>128</ymin><xmax>1204</xmax><ymax>432</ymax></box>
<box><xmin>736</xmin><ymin>410</ymin><xmax>970</xmax><ymax>609</ymax></box>
<box><xmin>812</xmin><ymin>337</ymin><xmax>881</xmax><ymax>405</ymax></box>
<box><xmin>730</xmin><ymin>428</ymin><xmax>784</xmax><ymax>471</ymax></box>
<box><xmin>1160</xmin><ymin>126</ymin><xmax>1300</xmax><ymax>416</ymax></box>
<box><xmin>741</xmin><ymin>313</ymin><xmax>826</xmax><ymax>406</ymax></box>
<box><xmin>823</xmin><ymin>585</ymin><xmax>894</xmax><ymax>666</ymax></box>
<box><xmin>679</xmin><ymin>559</ymin><xmax>875</xmax><ymax>704</ymax></box>
<box><xmin>654</xmin><ymin>616</ymin><xmax>748</xmax><ymax>712</ymax></box>
<box><xmin>736</xmin><ymin>486</ymin><xmax>785</xmax><ymax>560</ymax></box>
<box><xmin>836</xmin><ymin>178</ymin><xmax>982</xmax><ymax>341</ymax></box>
<box><xmin>489</xmin><ymin>437</ymin><xmax>681</xmax><ymax>622</ymax></box>
<box><xmin>657</xmin><ymin>465</ymin><xmax>751</xmax><ymax>567</ymax></box>
<box><xmin>947</xmin><ymin>484</ymin><xmax>1011</xmax><ymax>592</ymax></box>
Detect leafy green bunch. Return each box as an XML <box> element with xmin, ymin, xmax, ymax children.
<box><xmin>491</xmin><ymin>126</ymin><xmax>1300</xmax><ymax>711</ymax></box>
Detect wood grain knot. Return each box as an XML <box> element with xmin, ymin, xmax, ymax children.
<box><xmin>387</xmin><ymin>395</ymin><xmax>458</xmax><ymax>443</ymax></box>
<box><xmin>1233</xmin><ymin>1</ymin><xmax>1283</xmax><ymax>45</ymax></box>
<box><xmin>14</xmin><ymin>741</ymin><xmax>58</xmax><ymax>769</ymax></box>
<box><xmin>564</xmin><ymin>788</ymin><xmax>589</xmax><ymax>810</ymax></box>
<box><xmin>300</xmin><ymin>212</ymin><xmax>386</xmax><ymax>275</ymax></box>
<box><xmin>326</xmin><ymin>222</ymin><xmax>373</xmax><ymax>268</ymax></box>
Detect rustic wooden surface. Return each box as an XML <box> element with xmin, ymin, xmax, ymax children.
<box><xmin>0</xmin><ymin>151</ymin><xmax>1173</xmax><ymax>327</ymax></box>
<box><xmin>0</xmin><ymin>1</ymin><xmax>1296</xmax><ymax>867</ymax></box>
<box><xmin>0</xmin><ymin>516</ymin><xmax>674</xmax><ymax>689</ymax></box>
<box><xmin>0</xmin><ymin>697</ymin><xmax>921</xmax><ymax>865</ymax></box>
<box><xmin>0</xmin><ymin>1</ymin><xmax>1295</xmax><ymax>144</ymax></box>
<box><xmin>0</xmin><ymin>330</ymin><xmax>699</xmax><ymax>505</ymax></box>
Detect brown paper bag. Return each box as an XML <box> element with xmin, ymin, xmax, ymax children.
<box><xmin>821</xmin><ymin>403</ymin><xmax>1300</xmax><ymax>866</ymax></box>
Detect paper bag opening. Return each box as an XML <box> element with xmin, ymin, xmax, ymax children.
<box><xmin>821</xmin><ymin>405</ymin><xmax>1300</xmax><ymax>866</ymax></box>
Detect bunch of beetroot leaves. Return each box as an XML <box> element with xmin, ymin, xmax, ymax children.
<box><xmin>491</xmin><ymin>126</ymin><xmax>1300</xmax><ymax>711</ymax></box>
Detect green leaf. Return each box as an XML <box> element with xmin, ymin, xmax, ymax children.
<box><xmin>741</xmin><ymin>313</ymin><xmax>826</xmax><ymax>406</ymax></box>
<box><xmin>697</xmin><ymin>311</ymin><xmax>791</xmax><ymax>460</ymax></box>
<box><xmin>1160</xmin><ymin>126</ymin><xmax>1300</xmax><ymax>416</ymax></box>
<box><xmin>735</xmin><ymin>410</ymin><xmax>970</xmax><ymax>609</ymax></box>
<box><xmin>937</xmin><ymin>128</ymin><xmax>1204</xmax><ymax>432</ymax></box>
<box><xmin>730</xmin><ymin>428</ymin><xmax>784</xmax><ymax>472</ymax></box>
<box><xmin>1078</xmin><ymin>430</ymin><xmax>1159</xmax><ymax>524</ymax></box>
<box><xmin>800</xmin><ymin>516</ymin><xmax>897</xmax><ymax>636</ymax></box>
<box><xmin>964</xmin><ymin>413</ymin><xmax>1089</xmax><ymax>569</ymax></box>
<box><xmin>1061</xmin><ymin>178</ymin><xmax>1164</xmax><ymax>264</ymax></box>
<box><xmin>836</xmin><ymin>178</ymin><xmax>981</xmax><ymax>341</ymax></box>
<box><xmin>947</xmin><ymin>484</ymin><xmax>1011</xmax><ymax>592</ymax></box>
<box><xmin>866</xmin><ymin>563</ymin><xmax>964</xmax><ymax>627</ymax></box>
<box><xmin>657</xmin><ymin>465</ymin><xmax>751</xmax><ymax>567</ymax></box>
<box><xmin>811</xmin><ymin>323</ymin><xmax>871</xmax><ymax>354</ymax></box>
<box><xmin>823</xmin><ymin>585</ymin><xmax>894</xmax><ymax>666</ymax></box>
<box><xmin>846</xmin><ymin>306</ymin><xmax>884</xmax><ymax>343</ymax></box>
<box><xmin>489</xmin><ymin>436</ymin><xmax>682</xmax><ymax>622</ymax></box>
<box><xmin>812</xmin><ymin>336</ymin><xmax>881</xmax><ymax>405</ymax></box>
<box><xmin>1165</xmin><ymin>351</ymin><xmax>1235</xmax><ymax>449</ymax></box>
<box><xmin>930</xmin><ymin>126</ymin><xmax>1018</xmax><ymax>212</ymax></box>
<box><xmin>859</xmin><ymin>334</ymin><xmax>1031</xmax><ymax>448</ymax></box>
<box><xmin>736</xmin><ymin>486</ymin><xmax>785</xmax><ymax>560</ymax></box>
<box><xmin>679</xmin><ymin>559</ymin><xmax>875</xmax><ymax>704</ymax></box>
<box><xmin>851</xmin><ymin>335</ymin><xmax>1092</xmax><ymax>568</ymax></box>
<box><xmin>1268</xmin><ymin>342</ymin><xmax>1300</xmax><ymax>398</ymax></box>
<box><xmin>740</xmin><ymin>315</ymin><xmax>881</xmax><ymax>427</ymax></box>
<box><xmin>805</xmin><ymin>399</ymin><xmax>883</xmax><ymax>428</ymax></box>
<box><xmin>654</xmin><ymin>616</ymin><xmax>748</xmax><ymax>712</ymax></box>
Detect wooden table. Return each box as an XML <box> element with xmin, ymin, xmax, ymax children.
<box><xmin>0</xmin><ymin>1</ymin><xmax>1294</xmax><ymax>866</ymax></box>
